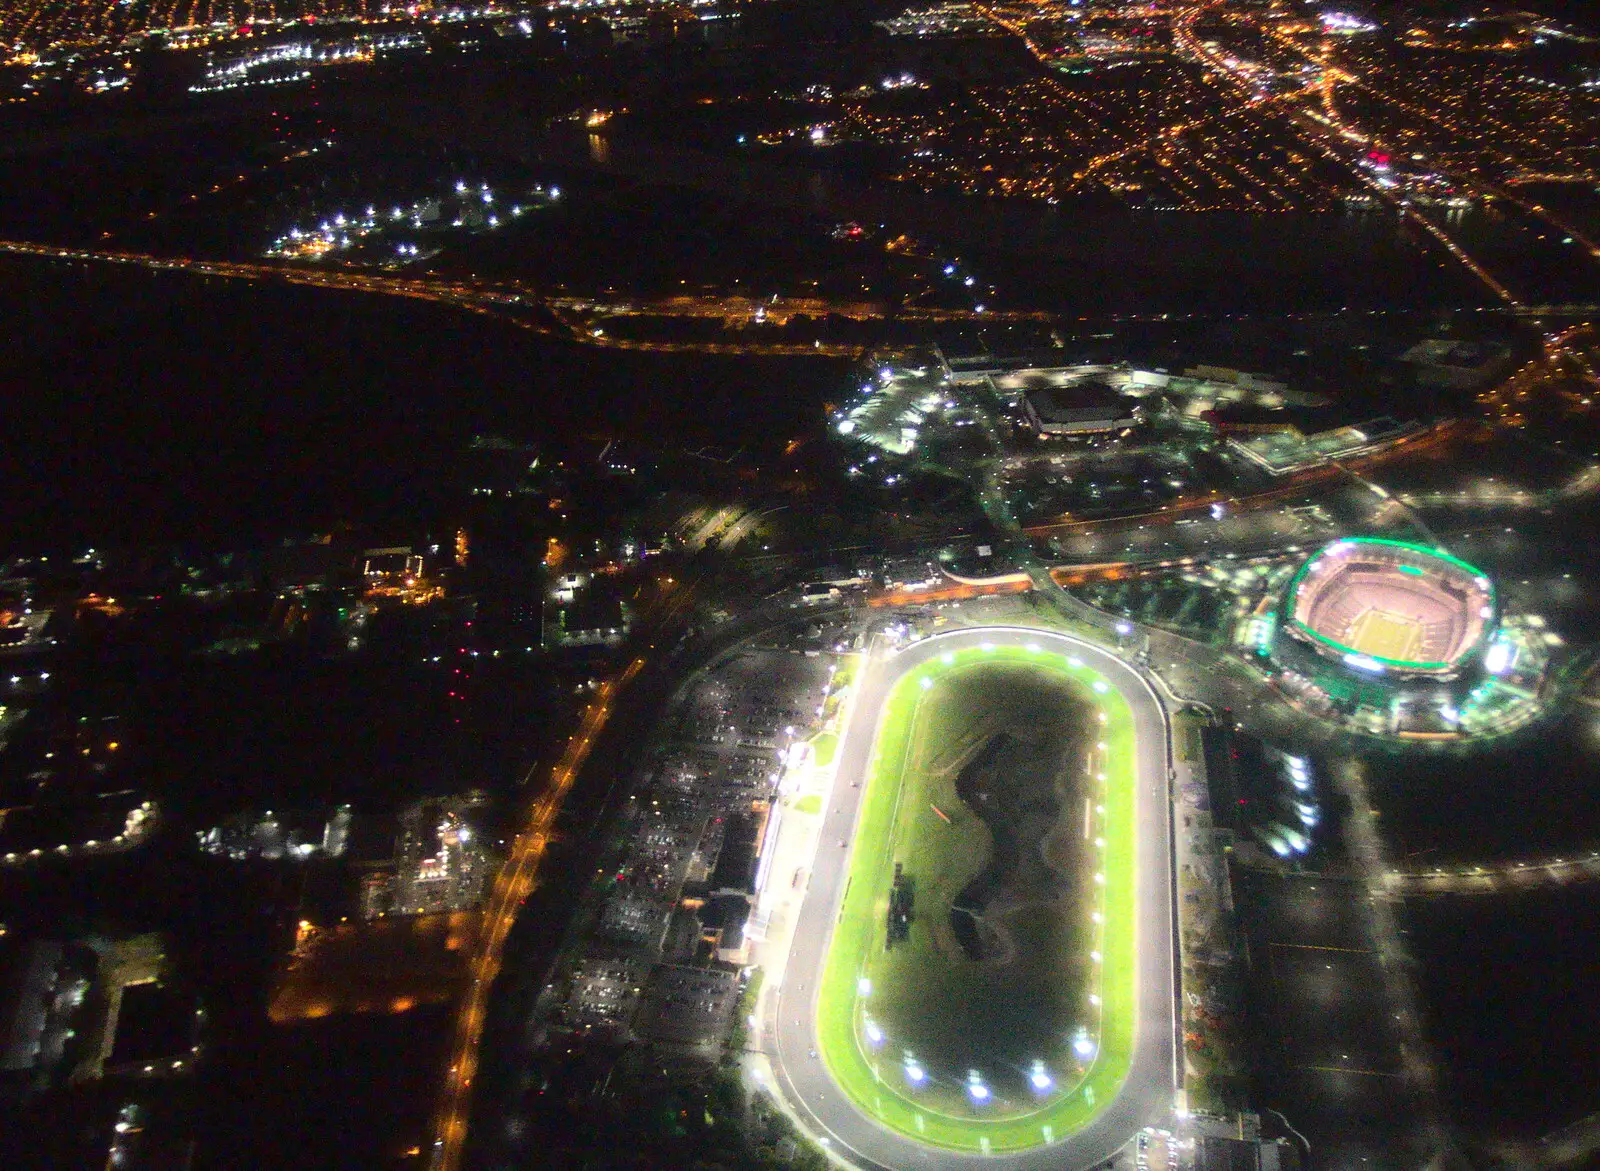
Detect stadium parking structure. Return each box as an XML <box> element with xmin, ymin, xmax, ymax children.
<box><xmin>812</xmin><ymin>633</ymin><xmax>1142</xmax><ymax>1153</ymax></box>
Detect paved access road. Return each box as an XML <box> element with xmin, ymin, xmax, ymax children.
<box><xmin>768</xmin><ymin>626</ymin><xmax>1179</xmax><ymax>1171</ymax></box>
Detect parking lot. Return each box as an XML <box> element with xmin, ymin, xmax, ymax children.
<box><xmin>1234</xmin><ymin>870</ymin><xmax>1427</xmax><ymax>1169</ymax></box>
<box><xmin>540</xmin><ymin>647</ymin><xmax>836</xmax><ymax>1047</ymax></box>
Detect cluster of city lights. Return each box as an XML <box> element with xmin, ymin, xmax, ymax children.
<box><xmin>265</xmin><ymin>181</ymin><xmax>556</xmax><ymax>263</ymax></box>
<box><xmin>189</xmin><ymin>32</ymin><xmax>421</xmax><ymax>94</ymax></box>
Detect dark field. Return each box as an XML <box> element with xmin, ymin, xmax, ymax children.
<box><xmin>868</xmin><ymin>662</ymin><xmax>1095</xmax><ymax>1109</ymax></box>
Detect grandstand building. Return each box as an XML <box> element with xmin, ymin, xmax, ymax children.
<box><xmin>1266</xmin><ymin>539</ymin><xmax>1499</xmax><ymax>718</ymax></box>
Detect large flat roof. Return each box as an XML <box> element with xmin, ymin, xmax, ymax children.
<box><xmin>1023</xmin><ymin>380</ymin><xmax>1133</xmax><ymax>422</ymax></box>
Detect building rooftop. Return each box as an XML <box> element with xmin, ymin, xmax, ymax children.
<box><xmin>1022</xmin><ymin>379</ymin><xmax>1130</xmax><ymax>422</ymax></box>
<box><xmin>707</xmin><ymin>813</ymin><xmax>758</xmax><ymax>894</ymax></box>
<box><xmin>107</xmin><ymin>980</ymin><xmax>196</xmax><ymax>1070</ymax></box>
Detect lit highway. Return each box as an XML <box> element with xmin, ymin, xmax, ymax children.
<box><xmin>429</xmin><ymin>656</ymin><xmax>644</xmax><ymax>1171</ymax></box>
<box><xmin>1023</xmin><ymin>419</ymin><xmax>1463</xmax><ymax>541</ymax></box>
<box><xmin>6</xmin><ymin>240</ymin><xmax>1593</xmax><ymax>364</ymax></box>
<box><xmin>1387</xmin><ymin>850</ymin><xmax>1600</xmax><ymax>897</ymax></box>
<box><xmin>767</xmin><ymin>626</ymin><xmax>1178</xmax><ymax>1171</ymax></box>
<box><xmin>0</xmin><ymin>239</ymin><xmax>1039</xmax><ymax>358</ymax></box>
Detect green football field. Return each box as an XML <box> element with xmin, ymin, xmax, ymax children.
<box><xmin>814</xmin><ymin>639</ymin><xmax>1139</xmax><ymax>1152</ymax></box>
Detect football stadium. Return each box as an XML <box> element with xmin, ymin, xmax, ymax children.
<box><xmin>1279</xmin><ymin>538</ymin><xmax>1496</xmax><ymax>677</ymax></box>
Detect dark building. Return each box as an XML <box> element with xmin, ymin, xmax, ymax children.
<box><xmin>1019</xmin><ymin>380</ymin><xmax>1142</xmax><ymax>435</ymax></box>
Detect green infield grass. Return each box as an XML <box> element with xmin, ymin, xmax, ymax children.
<box><xmin>814</xmin><ymin>638</ymin><xmax>1139</xmax><ymax>1152</ymax></box>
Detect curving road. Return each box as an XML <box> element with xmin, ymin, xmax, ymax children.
<box><xmin>767</xmin><ymin>626</ymin><xmax>1179</xmax><ymax>1171</ymax></box>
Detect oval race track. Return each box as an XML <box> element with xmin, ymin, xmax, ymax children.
<box><xmin>768</xmin><ymin>627</ymin><xmax>1179</xmax><ymax>1171</ymax></box>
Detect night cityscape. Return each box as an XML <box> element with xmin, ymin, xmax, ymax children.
<box><xmin>2</xmin><ymin>0</ymin><xmax>1599</xmax><ymax>1169</ymax></box>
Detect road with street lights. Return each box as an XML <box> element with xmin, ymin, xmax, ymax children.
<box><xmin>766</xmin><ymin>626</ymin><xmax>1179</xmax><ymax>1171</ymax></box>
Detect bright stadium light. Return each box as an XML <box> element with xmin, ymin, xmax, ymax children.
<box><xmin>966</xmin><ymin>1071</ymin><xmax>990</xmax><ymax>1102</ymax></box>
<box><xmin>858</xmin><ymin>977</ymin><xmax>872</xmax><ymax>997</ymax></box>
<box><xmin>1027</xmin><ymin>642</ymin><xmax>1041</xmax><ymax>653</ymax></box>
<box><xmin>1115</xmin><ymin>621</ymin><xmax>1133</xmax><ymax>636</ymax></box>
<box><xmin>1072</xmin><ymin>1030</ymin><xmax>1096</xmax><ymax>1059</ymax></box>
<box><xmin>1342</xmin><ymin>652</ymin><xmax>1386</xmax><ymax>674</ymax></box>
<box><xmin>921</xmin><ymin>677</ymin><xmax>933</xmax><ymax>689</ymax></box>
<box><xmin>941</xmin><ymin>652</ymin><xmax>954</xmax><ymax>664</ymax></box>
<box><xmin>865</xmin><ymin>1019</ymin><xmax>884</xmax><ymax>1046</ymax></box>
<box><xmin>1029</xmin><ymin>1061</ymin><xmax>1054</xmax><ymax>1092</ymax></box>
<box><xmin>904</xmin><ymin>1058</ymin><xmax>927</xmax><ymax>1086</ymax></box>
<box><xmin>1485</xmin><ymin>639</ymin><xmax>1513</xmax><ymax>675</ymax></box>
<box><xmin>980</xmin><ymin>642</ymin><xmax>994</xmax><ymax>652</ymax></box>
<box><xmin>1068</xmin><ymin>657</ymin><xmax>1083</xmax><ymax>668</ymax></box>
<box><xmin>1093</xmin><ymin>681</ymin><xmax>1109</xmax><ymax>693</ymax></box>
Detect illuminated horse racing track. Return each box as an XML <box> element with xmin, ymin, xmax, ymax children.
<box><xmin>773</xmin><ymin>627</ymin><xmax>1177</xmax><ymax>1170</ymax></box>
